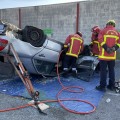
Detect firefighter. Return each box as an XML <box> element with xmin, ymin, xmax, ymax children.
<box><xmin>90</xmin><ymin>26</ymin><xmax>101</xmax><ymax>56</ymax></box>
<box><xmin>62</xmin><ymin>32</ymin><xmax>84</xmax><ymax>77</ymax></box>
<box><xmin>96</xmin><ymin>20</ymin><xmax>120</xmax><ymax>91</ymax></box>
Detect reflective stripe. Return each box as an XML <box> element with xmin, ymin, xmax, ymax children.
<box><xmin>99</xmin><ymin>56</ymin><xmax>116</xmax><ymax>59</ymax></box>
<box><xmin>106</xmin><ymin>30</ymin><xmax>118</xmax><ymax>35</ymax></box>
<box><xmin>66</xmin><ymin>53</ymin><xmax>78</xmax><ymax>58</ymax></box>
<box><xmin>116</xmin><ymin>43</ymin><xmax>120</xmax><ymax>47</ymax></box>
<box><xmin>64</xmin><ymin>45</ymin><xmax>68</xmax><ymax>47</ymax></box>
<box><xmin>93</xmin><ymin>40</ymin><xmax>100</xmax><ymax>50</ymax></box>
<box><xmin>104</xmin><ymin>34</ymin><xmax>120</xmax><ymax>48</ymax></box>
<box><xmin>101</xmin><ymin>42</ymin><xmax>106</xmax><ymax>46</ymax></box>
<box><xmin>99</xmin><ymin>30</ymin><xmax>119</xmax><ymax>60</ymax></box>
<box><xmin>72</xmin><ymin>68</ymin><xmax>77</xmax><ymax>73</ymax></box>
<box><xmin>104</xmin><ymin>35</ymin><xmax>119</xmax><ymax>40</ymax></box>
<box><xmin>94</xmin><ymin>55</ymin><xmax>98</xmax><ymax>56</ymax></box>
<box><xmin>101</xmin><ymin>48</ymin><xmax>105</xmax><ymax>56</ymax></box>
<box><xmin>69</xmin><ymin>38</ymin><xmax>74</xmax><ymax>53</ymax></box>
<box><xmin>99</xmin><ymin>49</ymin><xmax>116</xmax><ymax>60</ymax></box>
<box><xmin>99</xmin><ymin>52</ymin><xmax>116</xmax><ymax>60</ymax></box>
<box><xmin>71</xmin><ymin>37</ymin><xmax>83</xmax><ymax>44</ymax></box>
<box><xmin>102</xmin><ymin>36</ymin><xmax>107</xmax><ymax>56</ymax></box>
<box><xmin>93</xmin><ymin>41</ymin><xmax>99</xmax><ymax>43</ymax></box>
<box><xmin>78</xmin><ymin>46</ymin><xmax>81</xmax><ymax>54</ymax></box>
<box><xmin>98</xmin><ymin>44</ymin><xmax>100</xmax><ymax>51</ymax></box>
<box><xmin>66</xmin><ymin>37</ymin><xmax>83</xmax><ymax>58</ymax></box>
<box><xmin>71</xmin><ymin>37</ymin><xmax>83</xmax><ymax>55</ymax></box>
<box><xmin>100</xmin><ymin>34</ymin><xmax>119</xmax><ymax>58</ymax></box>
<box><xmin>63</xmin><ymin>68</ymin><xmax>68</xmax><ymax>71</ymax></box>
<box><xmin>72</xmin><ymin>68</ymin><xmax>77</xmax><ymax>71</ymax></box>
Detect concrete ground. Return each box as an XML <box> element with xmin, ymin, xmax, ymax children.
<box><xmin>0</xmin><ymin>60</ymin><xmax>120</xmax><ymax>120</ymax></box>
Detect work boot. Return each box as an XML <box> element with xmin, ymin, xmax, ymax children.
<box><xmin>107</xmin><ymin>85</ymin><xmax>115</xmax><ymax>91</ymax></box>
<box><xmin>72</xmin><ymin>70</ymin><xmax>77</xmax><ymax>78</ymax></box>
<box><xmin>62</xmin><ymin>70</ymin><xmax>68</xmax><ymax>78</ymax></box>
<box><xmin>96</xmin><ymin>85</ymin><xmax>106</xmax><ymax>92</ymax></box>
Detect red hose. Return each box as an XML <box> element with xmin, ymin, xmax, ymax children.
<box><xmin>0</xmin><ymin>50</ymin><xmax>96</xmax><ymax>114</ymax></box>
<box><xmin>56</xmin><ymin>50</ymin><xmax>96</xmax><ymax>114</ymax></box>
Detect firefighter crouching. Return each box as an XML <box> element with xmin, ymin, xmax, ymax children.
<box><xmin>96</xmin><ymin>20</ymin><xmax>120</xmax><ymax>92</ymax></box>
<box><xmin>62</xmin><ymin>32</ymin><xmax>84</xmax><ymax>77</ymax></box>
<box><xmin>90</xmin><ymin>26</ymin><xmax>101</xmax><ymax>56</ymax></box>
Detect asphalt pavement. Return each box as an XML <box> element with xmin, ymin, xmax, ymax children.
<box><xmin>0</xmin><ymin>60</ymin><xmax>120</xmax><ymax>120</ymax></box>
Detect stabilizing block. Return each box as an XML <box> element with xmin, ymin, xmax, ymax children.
<box><xmin>28</xmin><ymin>100</ymin><xmax>49</xmax><ymax>111</ymax></box>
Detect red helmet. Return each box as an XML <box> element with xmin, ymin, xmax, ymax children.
<box><xmin>91</xmin><ymin>26</ymin><xmax>100</xmax><ymax>33</ymax></box>
<box><xmin>76</xmin><ymin>31</ymin><xmax>82</xmax><ymax>37</ymax></box>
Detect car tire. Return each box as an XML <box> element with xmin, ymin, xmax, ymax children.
<box><xmin>22</xmin><ymin>26</ymin><xmax>46</xmax><ymax>47</ymax></box>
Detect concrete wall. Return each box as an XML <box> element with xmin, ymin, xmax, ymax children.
<box><xmin>21</xmin><ymin>3</ymin><xmax>77</xmax><ymax>42</ymax></box>
<box><xmin>79</xmin><ymin>0</ymin><xmax>120</xmax><ymax>43</ymax></box>
<box><xmin>0</xmin><ymin>0</ymin><xmax>120</xmax><ymax>44</ymax></box>
<box><xmin>0</xmin><ymin>8</ymin><xmax>19</xmax><ymax>26</ymax></box>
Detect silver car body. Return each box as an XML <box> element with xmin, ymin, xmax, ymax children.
<box><xmin>0</xmin><ymin>20</ymin><xmax>99</xmax><ymax>79</ymax></box>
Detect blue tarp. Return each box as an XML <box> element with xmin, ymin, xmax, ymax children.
<box><xmin>0</xmin><ymin>74</ymin><xmax>104</xmax><ymax>112</ymax></box>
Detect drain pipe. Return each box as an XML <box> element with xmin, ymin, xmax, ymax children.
<box><xmin>76</xmin><ymin>3</ymin><xmax>80</xmax><ymax>32</ymax></box>
<box><xmin>18</xmin><ymin>8</ymin><xmax>21</xmax><ymax>28</ymax></box>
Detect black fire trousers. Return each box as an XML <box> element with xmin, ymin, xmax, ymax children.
<box><xmin>63</xmin><ymin>55</ymin><xmax>77</xmax><ymax>70</ymax></box>
<box><xmin>99</xmin><ymin>60</ymin><xmax>115</xmax><ymax>88</ymax></box>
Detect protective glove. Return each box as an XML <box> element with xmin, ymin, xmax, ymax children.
<box><xmin>106</xmin><ymin>47</ymin><xmax>113</xmax><ymax>54</ymax></box>
<box><xmin>111</xmin><ymin>44</ymin><xmax>119</xmax><ymax>52</ymax></box>
<box><xmin>110</xmin><ymin>47</ymin><xmax>115</xmax><ymax>53</ymax></box>
<box><xmin>89</xmin><ymin>43</ymin><xmax>93</xmax><ymax>48</ymax></box>
<box><xmin>63</xmin><ymin>47</ymin><xmax>69</xmax><ymax>53</ymax></box>
<box><xmin>107</xmin><ymin>44</ymin><xmax>119</xmax><ymax>54</ymax></box>
<box><xmin>102</xmin><ymin>44</ymin><xmax>112</xmax><ymax>54</ymax></box>
<box><xmin>102</xmin><ymin>44</ymin><xmax>108</xmax><ymax>51</ymax></box>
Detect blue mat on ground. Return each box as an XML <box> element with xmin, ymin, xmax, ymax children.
<box><xmin>0</xmin><ymin>74</ymin><xmax>104</xmax><ymax>112</ymax></box>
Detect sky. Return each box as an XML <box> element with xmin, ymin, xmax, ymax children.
<box><xmin>0</xmin><ymin>0</ymin><xmax>92</xmax><ymax>9</ymax></box>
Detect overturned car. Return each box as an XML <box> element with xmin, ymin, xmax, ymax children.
<box><xmin>0</xmin><ymin>20</ymin><xmax>99</xmax><ymax>81</ymax></box>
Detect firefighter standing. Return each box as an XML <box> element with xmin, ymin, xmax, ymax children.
<box><xmin>90</xmin><ymin>26</ymin><xmax>101</xmax><ymax>56</ymax></box>
<box><xmin>63</xmin><ymin>32</ymin><xmax>84</xmax><ymax>77</ymax></box>
<box><xmin>96</xmin><ymin>20</ymin><xmax>120</xmax><ymax>91</ymax></box>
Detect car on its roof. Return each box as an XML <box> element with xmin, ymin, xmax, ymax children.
<box><xmin>0</xmin><ymin>20</ymin><xmax>99</xmax><ymax>81</ymax></box>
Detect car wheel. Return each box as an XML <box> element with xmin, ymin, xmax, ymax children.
<box><xmin>22</xmin><ymin>26</ymin><xmax>46</xmax><ymax>47</ymax></box>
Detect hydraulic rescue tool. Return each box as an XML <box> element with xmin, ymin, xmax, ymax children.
<box><xmin>0</xmin><ymin>39</ymin><xmax>47</xmax><ymax>115</ymax></box>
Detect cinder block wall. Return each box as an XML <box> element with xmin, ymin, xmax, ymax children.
<box><xmin>21</xmin><ymin>3</ymin><xmax>77</xmax><ymax>42</ymax></box>
<box><xmin>0</xmin><ymin>0</ymin><xmax>120</xmax><ymax>45</ymax></box>
<box><xmin>79</xmin><ymin>0</ymin><xmax>120</xmax><ymax>43</ymax></box>
<box><xmin>0</xmin><ymin>8</ymin><xmax>19</xmax><ymax>26</ymax></box>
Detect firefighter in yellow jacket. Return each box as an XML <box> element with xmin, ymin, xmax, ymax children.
<box><xmin>63</xmin><ymin>32</ymin><xmax>84</xmax><ymax>77</ymax></box>
<box><xmin>96</xmin><ymin>20</ymin><xmax>120</xmax><ymax>91</ymax></box>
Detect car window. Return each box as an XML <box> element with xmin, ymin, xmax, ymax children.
<box><xmin>0</xmin><ymin>24</ymin><xmax>4</xmax><ymax>30</ymax></box>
